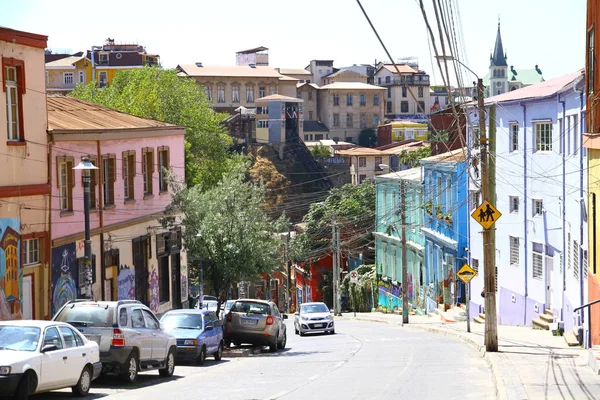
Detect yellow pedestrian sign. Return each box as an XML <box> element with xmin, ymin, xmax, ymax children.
<box><xmin>457</xmin><ymin>264</ymin><xmax>477</xmax><ymax>284</ymax></box>
<box><xmin>471</xmin><ymin>200</ymin><xmax>502</xmax><ymax>229</ymax></box>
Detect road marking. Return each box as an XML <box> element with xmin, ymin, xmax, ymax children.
<box><xmin>265</xmin><ymin>390</ymin><xmax>288</xmax><ymax>399</ymax></box>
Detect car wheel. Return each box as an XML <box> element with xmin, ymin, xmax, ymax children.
<box><xmin>71</xmin><ymin>366</ymin><xmax>92</xmax><ymax>397</ymax></box>
<box><xmin>233</xmin><ymin>341</ymin><xmax>241</xmax><ymax>347</ymax></box>
<box><xmin>159</xmin><ymin>348</ymin><xmax>176</xmax><ymax>377</ymax></box>
<box><xmin>225</xmin><ymin>340</ymin><xmax>231</xmax><ymax>348</ymax></box>
<box><xmin>299</xmin><ymin>330</ymin><xmax>305</xmax><ymax>337</ymax></box>
<box><xmin>277</xmin><ymin>331</ymin><xmax>287</xmax><ymax>349</ymax></box>
<box><xmin>269</xmin><ymin>331</ymin><xmax>278</xmax><ymax>352</ymax></box>
<box><xmin>330</xmin><ymin>329</ymin><xmax>336</xmax><ymax>334</ymax></box>
<box><xmin>214</xmin><ymin>342</ymin><xmax>223</xmax><ymax>361</ymax></box>
<box><xmin>294</xmin><ymin>324</ymin><xmax>299</xmax><ymax>335</ymax></box>
<box><xmin>15</xmin><ymin>371</ymin><xmax>35</xmax><ymax>400</ymax></box>
<box><xmin>120</xmin><ymin>352</ymin><xmax>139</xmax><ymax>383</ymax></box>
<box><xmin>196</xmin><ymin>346</ymin><xmax>207</xmax><ymax>365</ymax></box>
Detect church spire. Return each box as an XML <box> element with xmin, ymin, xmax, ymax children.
<box><xmin>491</xmin><ymin>20</ymin><xmax>507</xmax><ymax>67</ymax></box>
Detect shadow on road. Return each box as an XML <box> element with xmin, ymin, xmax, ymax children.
<box><xmin>90</xmin><ymin>373</ymin><xmax>183</xmax><ymax>390</ymax></box>
<box><xmin>29</xmin><ymin>392</ymin><xmax>109</xmax><ymax>399</ymax></box>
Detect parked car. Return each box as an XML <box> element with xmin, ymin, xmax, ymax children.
<box><xmin>223</xmin><ymin>299</ymin><xmax>287</xmax><ymax>352</ymax></box>
<box><xmin>294</xmin><ymin>302</ymin><xmax>335</xmax><ymax>336</ymax></box>
<box><xmin>53</xmin><ymin>299</ymin><xmax>177</xmax><ymax>383</ymax></box>
<box><xmin>219</xmin><ymin>300</ymin><xmax>236</xmax><ymax>320</ymax></box>
<box><xmin>197</xmin><ymin>300</ymin><xmax>218</xmax><ymax>312</ymax></box>
<box><xmin>0</xmin><ymin>320</ymin><xmax>102</xmax><ymax>399</ymax></box>
<box><xmin>160</xmin><ymin>309</ymin><xmax>223</xmax><ymax>365</ymax></box>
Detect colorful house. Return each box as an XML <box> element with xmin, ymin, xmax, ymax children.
<box><xmin>45</xmin><ymin>53</ymin><xmax>92</xmax><ymax>94</ymax></box>
<box><xmin>374</xmin><ymin>167</ymin><xmax>427</xmax><ymax>313</ymax></box>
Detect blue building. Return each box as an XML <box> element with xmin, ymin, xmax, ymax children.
<box><xmin>421</xmin><ymin>149</ymin><xmax>469</xmax><ymax>312</ymax></box>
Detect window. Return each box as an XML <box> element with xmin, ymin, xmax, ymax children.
<box><xmin>359</xmin><ymin>157</ymin><xmax>366</xmax><ymax>167</ymax></box>
<box><xmin>259</xmin><ymin>86</ymin><xmax>266</xmax><ymax>98</ymax></box>
<box><xmin>246</xmin><ymin>86</ymin><xmax>254</xmax><ymax>103</ymax></box>
<box><xmin>573</xmin><ymin>114</ymin><xmax>579</xmax><ymax>155</ymax></box>
<box><xmin>87</xmin><ymin>156</ymin><xmax>98</xmax><ymax>208</ymax></box>
<box><xmin>122</xmin><ymin>151</ymin><xmax>135</xmax><ymax>201</ymax></box>
<box><xmin>509</xmin><ymin>236</ymin><xmax>519</xmax><ymax>266</ymax></box>
<box><xmin>387</xmin><ymin>87</ymin><xmax>391</xmax><ymax>98</ymax></box>
<box><xmin>510</xmin><ymin>124</ymin><xmax>519</xmax><ymax>152</ymax></box>
<box><xmin>43</xmin><ymin>327</ymin><xmax>63</xmax><ymax>350</ymax></box>
<box><xmin>359</xmin><ymin>174</ymin><xmax>367</xmax><ymax>184</ymax></box>
<box><xmin>159</xmin><ymin>256</ymin><xmax>170</xmax><ymax>303</ymax></box>
<box><xmin>573</xmin><ymin>240</ymin><xmax>579</xmax><ymax>280</ymax></box>
<box><xmin>385</xmin><ymin>76</ymin><xmax>391</xmax><ymax>83</ymax></box>
<box><xmin>469</xmin><ymin>190</ymin><xmax>480</xmax><ymax>211</ymax></box>
<box><xmin>46</xmin><ymin>70</ymin><xmax>49</xmax><ymax>85</ymax></box>
<box><xmin>346</xmin><ymin>113</ymin><xmax>353</xmax><ymax>128</ymax></box>
<box><xmin>63</xmin><ymin>72</ymin><xmax>74</xmax><ymax>85</ymax></box>
<box><xmin>142</xmin><ymin>309</ymin><xmax>160</xmax><ymax>329</ymax></box>
<box><xmin>269</xmin><ymin>87</ymin><xmax>276</xmax><ymax>95</ymax></box>
<box><xmin>118</xmin><ymin>308</ymin><xmax>128</xmax><ymax>326</ymax></box>
<box><xmin>386</xmin><ymin>102</ymin><xmax>392</xmax><ymax>113</ymax></box>
<box><xmin>360</xmin><ymin>112</ymin><xmax>367</xmax><ymax>128</ymax></box>
<box><xmin>378</xmin><ymin>77</ymin><xmax>381</xmax><ymax>85</ymax></box>
<box><xmin>567</xmin><ymin>233</ymin><xmax>572</xmax><ymax>270</ymax></box>
<box><xmin>308</xmin><ymin>111</ymin><xmax>313</xmax><ymax>120</ymax></box>
<box><xmin>98</xmin><ymin>53</ymin><xmax>108</xmax><ymax>66</ymax></box>
<box><xmin>589</xmin><ymin>26</ymin><xmax>595</xmax><ymax>94</ymax></box>
<box><xmin>333</xmin><ymin>114</ymin><xmax>340</xmax><ymax>127</ymax></box>
<box><xmin>78</xmin><ymin>71</ymin><xmax>85</xmax><ymax>84</ymax></box>
<box><xmin>98</xmin><ymin>71</ymin><xmax>107</xmax><ymax>87</ymax></box>
<box><xmin>132</xmin><ymin>309</ymin><xmax>145</xmax><ymax>328</ymax></box>
<box><xmin>472</xmin><ymin>258</ymin><xmax>479</xmax><ymax>274</ymax></box>
<box><xmin>401</xmin><ymin>101</ymin><xmax>409</xmax><ymax>113</ymax></box>
<box><xmin>57</xmin><ymin>156</ymin><xmax>74</xmax><ymax>212</ymax></box>
<box><xmin>257</xmin><ymin>120</ymin><xmax>269</xmax><ymax>128</ymax></box>
<box><xmin>372</xmin><ymin>114</ymin><xmax>379</xmax><ymax>127</ymax></box>
<box><xmin>308</xmin><ymin>91</ymin><xmax>312</xmax><ymax>100</ymax></box>
<box><xmin>532</xmin><ymin>199</ymin><xmax>543</xmax><ymax>217</ymax></box>
<box><xmin>217</xmin><ymin>86</ymin><xmax>225</xmax><ymax>103</ymax></box>
<box><xmin>535</xmin><ymin>122</ymin><xmax>552</xmax><ymax>152</ymax></box>
<box><xmin>142</xmin><ymin>147</ymin><xmax>154</xmax><ymax>196</ymax></box>
<box><xmin>102</xmin><ymin>154</ymin><xmax>116</xmax><ymax>206</ymax></box>
<box><xmin>59</xmin><ymin>326</ymin><xmax>80</xmax><ymax>348</ymax></box>
<box><xmin>23</xmin><ymin>238</ymin><xmax>40</xmax><ymax>266</ymax></box>
<box><xmin>402</xmin><ymin>87</ymin><xmax>407</xmax><ymax>98</ymax></box>
<box><xmin>359</xmin><ymin>93</ymin><xmax>366</xmax><ymax>106</ymax></box>
<box><xmin>205</xmin><ymin>85</ymin><xmax>212</xmax><ymax>101</ymax></box>
<box><xmin>257</xmin><ymin>106</ymin><xmax>269</xmax><ymax>114</ymax></box>
<box><xmin>4</xmin><ymin>59</ymin><xmax>25</xmax><ymax>142</ymax></box>
<box><xmin>158</xmin><ymin>146</ymin><xmax>170</xmax><ymax>193</ymax></box>
<box><xmin>373</xmin><ymin>94</ymin><xmax>380</xmax><ymax>106</ymax></box>
<box><xmin>418</xmin><ymin>87</ymin><xmax>424</xmax><ymax>98</ymax></box>
<box><xmin>509</xmin><ymin>195</ymin><xmax>519</xmax><ymax>213</ymax></box>
<box><xmin>418</xmin><ymin>101</ymin><xmax>425</xmax><ymax>113</ymax></box>
<box><xmin>375</xmin><ymin>156</ymin><xmax>382</xmax><ymax>169</ymax></box>
<box><xmin>232</xmin><ymin>85</ymin><xmax>240</xmax><ymax>103</ymax></box>
<box><xmin>532</xmin><ymin>242</ymin><xmax>543</xmax><ymax>279</ymax></box>
<box><xmin>333</xmin><ymin>94</ymin><xmax>339</xmax><ymax>106</ymax></box>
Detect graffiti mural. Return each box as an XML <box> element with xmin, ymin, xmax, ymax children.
<box><xmin>180</xmin><ymin>263</ymin><xmax>188</xmax><ymax>301</ymax></box>
<box><xmin>148</xmin><ymin>264</ymin><xmax>159</xmax><ymax>312</ymax></box>
<box><xmin>118</xmin><ymin>265</ymin><xmax>135</xmax><ymax>300</ymax></box>
<box><xmin>0</xmin><ymin>219</ymin><xmax>21</xmax><ymax>320</ymax></box>
<box><xmin>378</xmin><ymin>279</ymin><xmax>401</xmax><ymax>312</ymax></box>
<box><xmin>51</xmin><ymin>243</ymin><xmax>78</xmax><ymax>315</ymax></box>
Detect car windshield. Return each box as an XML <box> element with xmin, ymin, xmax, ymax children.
<box><xmin>201</xmin><ymin>301</ymin><xmax>218</xmax><ymax>310</ymax></box>
<box><xmin>0</xmin><ymin>326</ymin><xmax>41</xmax><ymax>351</ymax></box>
<box><xmin>161</xmin><ymin>314</ymin><xmax>203</xmax><ymax>330</ymax></box>
<box><xmin>54</xmin><ymin>304</ymin><xmax>114</xmax><ymax>327</ymax></box>
<box><xmin>231</xmin><ymin>301</ymin><xmax>270</xmax><ymax>315</ymax></box>
<box><xmin>301</xmin><ymin>303</ymin><xmax>329</xmax><ymax>314</ymax></box>
<box><xmin>224</xmin><ymin>301</ymin><xmax>235</xmax><ymax>311</ymax></box>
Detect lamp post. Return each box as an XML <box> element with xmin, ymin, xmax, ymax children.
<box><xmin>73</xmin><ymin>157</ymin><xmax>98</xmax><ymax>300</ymax></box>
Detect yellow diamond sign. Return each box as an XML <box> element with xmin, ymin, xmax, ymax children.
<box><xmin>457</xmin><ymin>264</ymin><xmax>477</xmax><ymax>284</ymax></box>
<box><xmin>471</xmin><ymin>200</ymin><xmax>502</xmax><ymax>230</ymax></box>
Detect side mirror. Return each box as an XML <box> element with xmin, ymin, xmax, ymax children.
<box><xmin>205</xmin><ymin>326</ymin><xmax>214</xmax><ymax>331</ymax></box>
<box><xmin>283</xmin><ymin>314</ymin><xmax>288</xmax><ymax>320</ymax></box>
<box><xmin>41</xmin><ymin>344</ymin><xmax>58</xmax><ymax>353</ymax></box>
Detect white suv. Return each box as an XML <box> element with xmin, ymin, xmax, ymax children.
<box><xmin>53</xmin><ymin>300</ymin><xmax>177</xmax><ymax>383</ymax></box>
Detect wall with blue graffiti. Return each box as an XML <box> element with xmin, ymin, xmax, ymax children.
<box><xmin>51</xmin><ymin>243</ymin><xmax>78</xmax><ymax>315</ymax></box>
<box><xmin>0</xmin><ymin>218</ymin><xmax>21</xmax><ymax>320</ymax></box>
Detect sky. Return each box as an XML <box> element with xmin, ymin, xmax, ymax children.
<box><xmin>0</xmin><ymin>0</ymin><xmax>587</xmax><ymax>85</ymax></box>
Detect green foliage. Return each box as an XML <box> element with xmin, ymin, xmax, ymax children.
<box><xmin>396</xmin><ymin>146</ymin><xmax>432</xmax><ymax>169</ymax></box>
<box><xmin>70</xmin><ymin>67</ymin><xmax>232</xmax><ymax>189</ymax></box>
<box><xmin>358</xmin><ymin>128</ymin><xmax>377</xmax><ymax>147</ymax></box>
<box><xmin>341</xmin><ymin>264</ymin><xmax>375</xmax><ymax>312</ymax></box>
<box><xmin>310</xmin><ymin>143</ymin><xmax>331</xmax><ymax>158</ymax></box>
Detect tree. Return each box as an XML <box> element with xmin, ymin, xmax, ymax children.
<box><xmin>397</xmin><ymin>146</ymin><xmax>432</xmax><ymax>169</ymax></box>
<box><xmin>70</xmin><ymin>67</ymin><xmax>232</xmax><ymax>189</ymax></box>
<box><xmin>310</xmin><ymin>143</ymin><xmax>331</xmax><ymax>158</ymax></box>
<box><xmin>358</xmin><ymin>128</ymin><xmax>377</xmax><ymax>147</ymax></box>
<box><xmin>166</xmin><ymin>159</ymin><xmax>286</xmax><ymax>310</ymax></box>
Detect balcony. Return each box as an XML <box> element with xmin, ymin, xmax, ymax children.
<box><xmin>378</xmin><ymin>76</ymin><xmax>430</xmax><ymax>87</ymax></box>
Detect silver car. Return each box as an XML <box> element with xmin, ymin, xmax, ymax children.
<box><xmin>294</xmin><ymin>302</ymin><xmax>335</xmax><ymax>336</ymax></box>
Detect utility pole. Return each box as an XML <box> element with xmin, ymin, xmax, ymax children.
<box><xmin>331</xmin><ymin>217</ymin><xmax>338</xmax><ymax>314</ymax></box>
<box><xmin>335</xmin><ymin>228</ymin><xmax>342</xmax><ymax>316</ymax></box>
<box><xmin>286</xmin><ymin>230</ymin><xmax>291</xmax><ymax>313</ymax></box>
<box><xmin>400</xmin><ymin>180</ymin><xmax>409</xmax><ymax>325</ymax></box>
<box><xmin>478</xmin><ymin>78</ymin><xmax>498</xmax><ymax>352</ymax></box>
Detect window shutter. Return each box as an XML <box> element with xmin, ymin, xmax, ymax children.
<box><xmin>122</xmin><ymin>151</ymin><xmax>127</xmax><ymax>178</ymax></box>
<box><xmin>55</xmin><ymin>157</ymin><xmax>62</xmax><ymax>188</ymax></box>
<box><xmin>69</xmin><ymin>160</ymin><xmax>75</xmax><ymax>188</ymax></box>
<box><xmin>111</xmin><ymin>155</ymin><xmax>116</xmax><ymax>182</ymax></box>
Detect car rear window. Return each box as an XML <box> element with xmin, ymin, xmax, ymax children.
<box><xmin>54</xmin><ymin>304</ymin><xmax>114</xmax><ymax>327</ymax></box>
<box><xmin>230</xmin><ymin>301</ymin><xmax>270</xmax><ymax>315</ymax></box>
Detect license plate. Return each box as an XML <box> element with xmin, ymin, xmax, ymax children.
<box><xmin>241</xmin><ymin>318</ymin><xmax>258</xmax><ymax>326</ymax></box>
<box><xmin>313</xmin><ymin>324</ymin><xmax>324</xmax><ymax>328</ymax></box>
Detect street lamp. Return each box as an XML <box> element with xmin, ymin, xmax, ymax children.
<box><xmin>73</xmin><ymin>157</ymin><xmax>98</xmax><ymax>300</ymax></box>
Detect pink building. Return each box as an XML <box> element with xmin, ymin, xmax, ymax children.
<box><xmin>47</xmin><ymin>97</ymin><xmax>188</xmax><ymax>314</ymax></box>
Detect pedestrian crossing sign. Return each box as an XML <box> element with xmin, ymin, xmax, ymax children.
<box><xmin>457</xmin><ymin>264</ymin><xmax>477</xmax><ymax>284</ymax></box>
<box><xmin>471</xmin><ymin>200</ymin><xmax>502</xmax><ymax>230</ymax></box>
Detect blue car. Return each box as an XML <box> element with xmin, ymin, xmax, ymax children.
<box><xmin>160</xmin><ymin>309</ymin><xmax>224</xmax><ymax>365</ymax></box>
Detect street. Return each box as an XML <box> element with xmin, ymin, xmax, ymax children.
<box><xmin>40</xmin><ymin>319</ymin><xmax>494</xmax><ymax>400</ymax></box>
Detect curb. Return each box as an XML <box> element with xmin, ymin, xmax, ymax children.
<box><xmin>223</xmin><ymin>347</ymin><xmax>263</xmax><ymax>358</ymax></box>
<box><xmin>341</xmin><ymin>315</ymin><xmax>511</xmax><ymax>400</ymax></box>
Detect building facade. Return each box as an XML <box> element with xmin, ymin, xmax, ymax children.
<box><xmin>0</xmin><ymin>27</ymin><xmax>50</xmax><ymax>320</ymax></box>
<box><xmin>45</xmin><ymin>53</ymin><xmax>92</xmax><ymax>94</ymax></box>
<box><xmin>335</xmin><ymin>147</ymin><xmax>389</xmax><ymax>185</ymax></box>
<box><xmin>374</xmin><ymin>63</ymin><xmax>431</xmax><ymax>119</ymax></box>
<box><xmin>47</xmin><ymin>97</ymin><xmax>188</xmax><ymax>316</ymax></box>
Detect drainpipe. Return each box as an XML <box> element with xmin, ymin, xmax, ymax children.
<box><xmin>97</xmin><ymin>140</ymin><xmax>106</xmax><ymax>300</ymax></box>
<box><xmin>578</xmin><ymin>89</ymin><xmax>585</xmax><ymax>324</ymax></box>
<box><xmin>559</xmin><ymin>94</ymin><xmax>566</xmax><ymax>324</ymax></box>
<box><xmin>47</xmin><ymin>130</ymin><xmax>54</xmax><ymax>319</ymax></box>
<box><xmin>521</xmin><ymin>102</ymin><xmax>528</xmax><ymax>326</ymax></box>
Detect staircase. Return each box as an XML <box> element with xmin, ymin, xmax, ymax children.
<box><xmin>474</xmin><ymin>313</ymin><xmax>485</xmax><ymax>324</ymax></box>
<box><xmin>532</xmin><ymin>309</ymin><xmax>554</xmax><ymax>330</ymax></box>
<box><xmin>564</xmin><ymin>326</ymin><xmax>582</xmax><ymax>347</ymax></box>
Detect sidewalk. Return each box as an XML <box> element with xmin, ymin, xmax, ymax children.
<box><xmin>339</xmin><ymin>312</ymin><xmax>600</xmax><ymax>400</ymax></box>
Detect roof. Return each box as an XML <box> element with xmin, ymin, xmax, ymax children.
<box><xmin>278</xmin><ymin>75</ymin><xmax>298</xmax><ymax>81</ymax></box>
<box><xmin>383</xmin><ymin>120</ymin><xmax>428</xmax><ymax>128</ymax></box>
<box><xmin>336</xmin><ymin>147</ymin><xmax>385</xmax><ymax>156</ymax></box>
<box><xmin>46</xmin><ymin>55</ymin><xmax>86</xmax><ymax>67</ymax></box>
<box><xmin>177</xmin><ymin>64</ymin><xmax>282</xmax><ymax>78</ymax></box>
<box><xmin>256</xmin><ymin>94</ymin><xmax>303</xmax><ymax>103</ymax></box>
<box><xmin>378</xmin><ymin>64</ymin><xmax>417</xmax><ymax>75</ymax></box>
<box><xmin>376</xmin><ymin>140</ymin><xmax>427</xmax><ymax>155</ymax></box>
<box><xmin>483</xmin><ymin>67</ymin><xmax>544</xmax><ymax>87</ymax></box>
<box><xmin>277</xmin><ymin>68</ymin><xmax>312</xmax><ymax>76</ymax></box>
<box><xmin>421</xmin><ymin>148</ymin><xmax>466</xmax><ymax>163</ymax></box>
<box><xmin>377</xmin><ymin>166</ymin><xmax>422</xmax><ymax>182</ymax></box>
<box><xmin>236</xmin><ymin>46</ymin><xmax>268</xmax><ymax>54</ymax></box>
<box><xmin>0</xmin><ymin>26</ymin><xmax>48</xmax><ymax>49</ymax></box>
<box><xmin>491</xmin><ymin>23</ymin><xmax>507</xmax><ymax>67</ymax></box>
<box><xmin>47</xmin><ymin>97</ymin><xmax>176</xmax><ymax>131</ymax></box>
<box><xmin>324</xmin><ymin>69</ymin><xmax>367</xmax><ymax>79</ymax></box>
<box><xmin>304</xmin><ymin>120</ymin><xmax>329</xmax><ymax>132</ymax></box>
<box><xmin>297</xmin><ymin>82</ymin><xmax>320</xmax><ymax>90</ymax></box>
<box><xmin>0</xmin><ymin>320</ymin><xmax>70</xmax><ymax>328</ymax></box>
<box><xmin>484</xmin><ymin>69</ymin><xmax>584</xmax><ymax>105</ymax></box>
<box><xmin>319</xmin><ymin>82</ymin><xmax>385</xmax><ymax>90</ymax></box>
<box><xmin>162</xmin><ymin>309</ymin><xmax>211</xmax><ymax>315</ymax></box>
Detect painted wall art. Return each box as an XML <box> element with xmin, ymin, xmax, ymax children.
<box><xmin>0</xmin><ymin>218</ymin><xmax>21</xmax><ymax>320</ymax></box>
<box><xmin>118</xmin><ymin>265</ymin><xmax>135</xmax><ymax>300</ymax></box>
<box><xmin>148</xmin><ymin>264</ymin><xmax>159</xmax><ymax>312</ymax></box>
<box><xmin>51</xmin><ymin>243</ymin><xmax>78</xmax><ymax>315</ymax></box>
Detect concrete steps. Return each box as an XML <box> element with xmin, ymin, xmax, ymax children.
<box><xmin>532</xmin><ymin>309</ymin><xmax>554</xmax><ymax>330</ymax></box>
<box><xmin>440</xmin><ymin>306</ymin><xmax>467</xmax><ymax>323</ymax></box>
<box><xmin>565</xmin><ymin>326</ymin><xmax>582</xmax><ymax>347</ymax></box>
<box><xmin>473</xmin><ymin>313</ymin><xmax>485</xmax><ymax>324</ymax></box>
<box><xmin>588</xmin><ymin>346</ymin><xmax>600</xmax><ymax>375</ymax></box>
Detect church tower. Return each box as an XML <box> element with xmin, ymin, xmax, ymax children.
<box><xmin>488</xmin><ymin>21</ymin><xmax>508</xmax><ymax>96</ymax></box>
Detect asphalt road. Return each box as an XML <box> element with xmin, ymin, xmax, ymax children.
<box><xmin>39</xmin><ymin>319</ymin><xmax>494</xmax><ymax>400</ymax></box>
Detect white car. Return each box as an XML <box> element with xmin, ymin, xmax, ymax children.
<box><xmin>294</xmin><ymin>302</ymin><xmax>335</xmax><ymax>336</ymax></box>
<box><xmin>0</xmin><ymin>320</ymin><xmax>102</xmax><ymax>399</ymax></box>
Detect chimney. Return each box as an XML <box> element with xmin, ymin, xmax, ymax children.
<box><xmin>249</xmin><ymin>63</ymin><xmax>256</xmax><ymax>68</ymax></box>
<box><xmin>195</xmin><ymin>62</ymin><xmax>203</xmax><ymax>67</ymax></box>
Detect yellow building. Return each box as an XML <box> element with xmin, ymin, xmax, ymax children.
<box><xmin>1</xmin><ymin>227</ymin><xmax>20</xmax><ymax>313</ymax></box>
<box><xmin>45</xmin><ymin>53</ymin><xmax>92</xmax><ymax>94</ymax></box>
<box><xmin>388</xmin><ymin>121</ymin><xmax>428</xmax><ymax>141</ymax></box>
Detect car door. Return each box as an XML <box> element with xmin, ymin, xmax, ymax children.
<box><xmin>200</xmin><ymin>314</ymin><xmax>213</xmax><ymax>353</ymax></box>
<box><xmin>131</xmin><ymin>308</ymin><xmax>153</xmax><ymax>361</ymax></box>
<box><xmin>58</xmin><ymin>326</ymin><xmax>88</xmax><ymax>386</ymax></box>
<box><xmin>207</xmin><ymin>312</ymin><xmax>219</xmax><ymax>352</ymax></box>
<box><xmin>272</xmin><ymin>304</ymin><xmax>285</xmax><ymax>338</ymax></box>
<box><xmin>38</xmin><ymin>326</ymin><xmax>70</xmax><ymax>391</ymax></box>
<box><xmin>211</xmin><ymin>312</ymin><xmax>223</xmax><ymax>347</ymax></box>
<box><xmin>141</xmin><ymin>308</ymin><xmax>168</xmax><ymax>360</ymax></box>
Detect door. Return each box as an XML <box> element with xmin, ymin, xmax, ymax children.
<box><xmin>203</xmin><ymin>313</ymin><xmax>217</xmax><ymax>353</ymax></box>
<box><xmin>546</xmin><ymin>256</ymin><xmax>553</xmax><ymax>308</ymax></box>
<box><xmin>38</xmin><ymin>327</ymin><xmax>70</xmax><ymax>390</ymax></box>
<box><xmin>131</xmin><ymin>308</ymin><xmax>153</xmax><ymax>361</ymax></box>
<box><xmin>142</xmin><ymin>309</ymin><xmax>168</xmax><ymax>360</ymax></box>
<box><xmin>133</xmin><ymin>238</ymin><xmax>149</xmax><ymax>305</ymax></box>
<box><xmin>58</xmin><ymin>326</ymin><xmax>88</xmax><ymax>386</ymax></box>
<box><xmin>171</xmin><ymin>253</ymin><xmax>181</xmax><ymax>309</ymax></box>
<box><xmin>22</xmin><ymin>275</ymin><xmax>33</xmax><ymax>319</ymax></box>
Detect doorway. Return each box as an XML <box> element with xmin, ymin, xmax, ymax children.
<box><xmin>133</xmin><ymin>236</ymin><xmax>149</xmax><ymax>306</ymax></box>
<box><xmin>22</xmin><ymin>275</ymin><xmax>33</xmax><ymax>319</ymax></box>
<box><xmin>171</xmin><ymin>253</ymin><xmax>181</xmax><ymax>309</ymax></box>
<box><xmin>545</xmin><ymin>256</ymin><xmax>553</xmax><ymax>309</ymax></box>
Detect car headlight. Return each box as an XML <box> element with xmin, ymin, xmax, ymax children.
<box><xmin>184</xmin><ymin>339</ymin><xmax>198</xmax><ymax>346</ymax></box>
<box><xmin>0</xmin><ymin>366</ymin><xmax>11</xmax><ymax>375</ymax></box>
<box><xmin>325</xmin><ymin>315</ymin><xmax>333</xmax><ymax>321</ymax></box>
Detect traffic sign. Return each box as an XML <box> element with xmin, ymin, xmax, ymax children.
<box><xmin>457</xmin><ymin>264</ymin><xmax>477</xmax><ymax>284</ymax></box>
<box><xmin>349</xmin><ymin>270</ymin><xmax>359</xmax><ymax>282</ymax></box>
<box><xmin>471</xmin><ymin>200</ymin><xmax>502</xmax><ymax>229</ymax></box>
